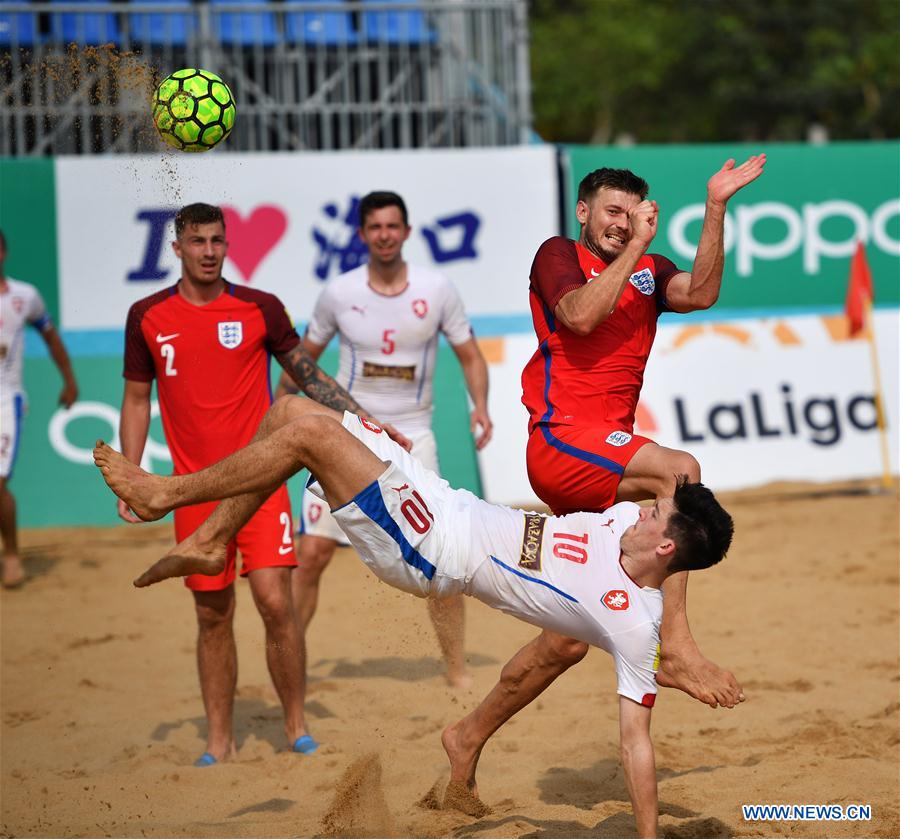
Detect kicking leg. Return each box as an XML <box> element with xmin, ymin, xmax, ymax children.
<box><xmin>131</xmin><ymin>410</ymin><xmax>389</xmax><ymax>587</ymax></box>
<box><xmin>95</xmin><ymin>397</ymin><xmax>344</xmax><ymax>521</ymax></box>
<box><xmin>441</xmin><ymin>629</ymin><xmax>587</xmax><ymax>808</ymax></box>
<box><xmin>617</xmin><ymin>442</ymin><xmax>743</xmax><ymax>709</ymax></box>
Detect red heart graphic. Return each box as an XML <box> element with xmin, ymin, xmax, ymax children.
<box><xmin>221</xmin><ymin>205</ymin><xmax>288</xmax><ymax>282</ymax></box>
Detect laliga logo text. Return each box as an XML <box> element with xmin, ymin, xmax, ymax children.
<box><xmin>673</xmin><ymin>382</ymin><xmax>877</xmax><ymax>447</ymax></box>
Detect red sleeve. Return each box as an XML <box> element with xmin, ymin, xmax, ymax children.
<box><xmin>229</xmin><ymin>286</ymin><xmax>300</xmax><ymax>354</ymax></box>
<box><xmin>649</xmin><ymin>253</ymin><xmax>681</xmax><ymax>311</ymax></box>
<box><xmin>529</xmin><ymin>237</ymin><xmax>586</xmax><ymax>313</ymax></box>
<box><xmin>123</xmin><ymin>301</ymin><xmax>156</xmax><ymax>382</ymax></box>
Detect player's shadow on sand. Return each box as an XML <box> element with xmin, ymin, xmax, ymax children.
<box><xmin>18</xmin><ymin>545</ymin><xmax>61</xmax><ymax>583</ymax></box>
<box><xmin>453</xmin><ymin>812</ymin><xmax>734</xmax><ymax>838</ymax></box>
<box><xmin>150</xmin><ymin>695</ymin><xmax>337</xmax><ymax>752</ymax></box>
<box><xmin>536</xmin><ymin>758</ymin><xmax>721</xmax><ymax>812</ymax></box>
<box><xmin>315</xmin><ymin>652</ymin><xmax>499</xmax><ymax>682</ymax></box>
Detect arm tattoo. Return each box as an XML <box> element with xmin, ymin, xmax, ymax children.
<box><xmin>275</xmin><ymin>345</ymin><xmax>364</xmax><ymax>414</ymax></box>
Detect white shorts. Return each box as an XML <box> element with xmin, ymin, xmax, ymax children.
<box><xmin>299</xmin><ymin>428</ymin><xmax>440</xmax><ymax>544</ymax></box>
<box><xmin>0</xmin><ymin>393</ymin><xmax>25</xmax><ymax>480</ymax></box>
<box><xmin>307</xmin><ymin>413</ymin><xmax>468</xmax><ymax>599</ymax></box>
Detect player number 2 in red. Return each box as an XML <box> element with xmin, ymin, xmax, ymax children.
<box><xmin>552</xmin><ymin>532</ymin><xmax>588</xmax><ymax>564</ymax></box>
<box><xmin>401</xmin><ymin>490</ymin><xmax>434</xmax><ymax>534</ymax></box>
<box><xmin>382</xmin><ymin>329</ymin><xmax>396</xmax><ymax>355</ymax></box>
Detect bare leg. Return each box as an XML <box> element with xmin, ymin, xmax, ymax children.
<box><xmin>441</xmin><ymin>629</ymin><xmax>587</xmax><ymax>806</ymax></box>
<box><xmin>0</xmin><ymin>479</ymin><xmax>23</xmax><ymax>588</ymax></box>
<box><xmin>292</xmin><ymin>535</ymin><xmax>337</xmax><ymax>633</ymax></box>
<box><xmin>94</xmin><ymin>399</ymin><xmax>349</xmax><ymax>521</ymax></box>
<box><xmin>194</xmin><ymin>587</ymin><xmax>238</xmax><ymax>762</ymax></box>
<box><xmin>125</xmin><ymin>404</ymin><xmax>387</xmax><ymax>587</ymax></box>
<box><xmin>248</xmin><ymin>566</ymin><xmax>310</xmax><ymax>747</ymax></box>
<box><xmin>427</xmin><ymin>596</ymin><xmax>471</xmax><ymax>689</ymax></box>
<box><xmin>654</xmin><ymin>571</ymin><xmax>742</xmax><ymax>708</ymax></box>
<box><xmin>617</xmin><ymin>443</ymin><xmax>743</xmax><ymax>709</ymax></box>
<box><xmin>133</xmin><ymin>490</ymin><xmax>270</xmax><ymax>587</ymax></box>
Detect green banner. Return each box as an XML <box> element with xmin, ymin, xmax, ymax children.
<box><xmin>0</xmin><ymin>158</ymin><xmax>60</xmax><ymax>321</ymax></box>
<box><xmin>12</xmin><ymin>347</ymin><xmax>481</xmax><ymax>529</ymax></box>
<box><xmin>564</xmin><ymin>142</ymin><xmax>900</xmax><ymax>310</ymax></box>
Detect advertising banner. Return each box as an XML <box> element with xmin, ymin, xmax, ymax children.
<box><xmin>565</xmin><ymin>143</ymin><xmax>900</xmax><ymax>310</ymax></box>
<box><xmin>0</xmin><ymin>158</ymin><xmax>60</xmax><ymax>321</ymax></box>
<box><xmin>477</xmin><ymin>311</ymin><xmax>899</xmax><ymax>507</ymax></box>
<box><xmin>54</xmin><ymin>147</ymin><xmax>558</xmax><ymax>330</ymax></box>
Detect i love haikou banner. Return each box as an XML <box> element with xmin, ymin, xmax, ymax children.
<box><xmin>53</xmin><ymin>148</ymin><xmax>558</xmax><ymax>330</ymax></box>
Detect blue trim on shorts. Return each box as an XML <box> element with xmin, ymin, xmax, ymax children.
<box><xmin>539</xmin><ymin>423</ymin><xmax>625</xmax><ymax>475</ymax></box>
<box><xmin>6</xmin><ymin>394</ymin><xmax>25</xmax><ymax>479</ymax></box>
<box><xmin>489</xmin><ymin>555</ymin><xmax>579</xmax><ymax>603</ymax></box>
<box><xmin>352</xmin><ymin>479</ymin><xmax>436</xmax><ymax>581</ymax></box>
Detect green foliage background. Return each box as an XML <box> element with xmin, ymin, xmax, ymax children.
<box><xmin>530</xmin><ymin>0</ymin><xmax>900</xmax><ymax>143</ymax></box>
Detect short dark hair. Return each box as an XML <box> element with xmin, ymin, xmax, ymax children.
<box><xmin>358</xmin><ymin>191</ymin><xmax>408</xmax><ymax>227</ymax></box>
<box><xmin>175</xmin><ymin>203</ymin><xmax>225</xmax><ymax>237</ymax></box>
<box><xmin>0</xmin><ymin>228</ymin><xmax>6</xmax><ymax>251</ymax></box>
<box><xmin>577</xmin><ymin>168</ymin><xmax>649</xmax><ymax>203</ymax></box>
<box><xmin>665</xmin><ymin>476</ymin><xmax>734</xmax><ymax>574</ymax></box>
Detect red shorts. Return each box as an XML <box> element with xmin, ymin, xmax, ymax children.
<box><xmin>174</xmin><ymin>484</ymin><xmax>297</xmax><ymax>592</ymax></box>
<box><xmin>526</xmin><ymin>424</ymin><xmax>651</xmax><ymax>515</ymax></box>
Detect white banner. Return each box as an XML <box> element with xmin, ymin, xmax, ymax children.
<box><xmin>477</xmin><ymin>311</ymin><xmax>900</xmax><ymax>506</ymax></box>
<box><xmin>55</xmin><ymin>147</ymin><xmax>558</xmax><ymax>329</ymax></box>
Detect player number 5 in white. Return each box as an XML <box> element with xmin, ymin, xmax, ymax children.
<box><xmin>160</xmin><ymin>343</ymin><xmax>178</xmax><ymax>376</ymax></box>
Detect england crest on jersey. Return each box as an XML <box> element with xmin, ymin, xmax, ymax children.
<box><xmin>218</xmin><ymin>321</ymin><xmax>243</xmax><ymax>349</ymax></box>
<box><xmin>629</xmin><ymin>268</ymin><xmax>655</xmax><ymax>296</ymax></box>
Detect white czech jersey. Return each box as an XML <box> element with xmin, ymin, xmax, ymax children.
<box><xmin>305</xmin><ymin>264</ymin><xmax>473</xmax><ymax>434</ymax></box>
<box><xmin>1</xmin><ymin>278</ymin><xmax>51</xmax><ymax>400</ymax></box>
<box><xmin>310</xmin><ymin>413</ymin><xmax>662</xmax><ymax>707</ymax></box>
<box><xmin>466</xmin><ymin>502</ymin><xmax>662</xmax><ymax>706</ymax></box>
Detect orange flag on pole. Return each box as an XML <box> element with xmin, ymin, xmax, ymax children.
<box><xmin>845</xmin><ymin>241</ymin><xmax>874</xmax><ymax>336</ymax></box>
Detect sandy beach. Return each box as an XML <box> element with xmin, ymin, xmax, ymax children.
<box><xmin>2</xmin><ymin>481</ymin><xmax>898</xmax><ymax>838</ymax></box>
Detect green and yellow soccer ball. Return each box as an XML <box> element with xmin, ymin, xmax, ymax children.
<box><xmin>152</xmin><ymin>68</ymin><xmax>235</xmax><ymax>152</ymax></box>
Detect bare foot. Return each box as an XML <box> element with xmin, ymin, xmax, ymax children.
<box><xmin>92</xmin><ymin>440</ymin><xmax>169</xmax><ymax>522</ymax></box>
<box><xmin>2</xmin><ymin>555</ymin><xmax>25</xmax><ymax>588</ymax></box>
<box><xmin>445</xmin><ymin>668</ymin><xmax>473</xmax><ymax>691</ymax></box>
<box><xmin>441</xmin><ymin>721</ymin><xmax>483</xmax><ymax>801</ymax></box>
<box><xmin>443</xmin><ymin>781</ymin><xmax>491</xmax><ymax>818</ymax></box>
<box><xmin>656</xmin><ymin>651</ymin><xmax>745</xmax><ymax>709</ymax></box>
<box><xmin>134</xmin><ymin>534</ymin><xmax>227</xmax><ymax>588</ymax></box>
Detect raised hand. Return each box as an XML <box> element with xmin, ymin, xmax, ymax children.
<box><xmin>707</xmin><ymin>154</ymin><xmax>767</xmax><ymax>206</ymax></box>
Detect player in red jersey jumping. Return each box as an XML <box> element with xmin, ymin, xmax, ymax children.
<box><xmin>440</xmin><ymin>155</ymin><xmax>766</xmax><ymax>803</ymax></box>
<box><xmin>121</xmin><ymin>203</ymin><xmax>407</xmax><ymax>766</ymax></box>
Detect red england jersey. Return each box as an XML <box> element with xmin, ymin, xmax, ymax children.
<box><xmin>123</xmin><ymin>282</ymin><xmax>299</xmax><ymax>474</ymax></box>
<box><xmin>521</xmin><ymin>237</ymin><xmax>680</xmax><ymax>434</ymax></box>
